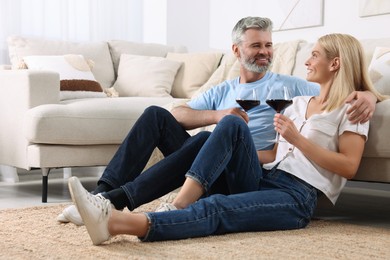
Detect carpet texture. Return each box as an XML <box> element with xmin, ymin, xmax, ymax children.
<box><xmin>1</xmin><ymin>199</ymin><xmax>389</xmax><ymax>259</ymax></box>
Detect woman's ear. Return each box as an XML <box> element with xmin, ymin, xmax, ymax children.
<box><xmin>330</xmin><ymin>57</ymin><xmax>340</xmax><ymax>72</ymax></box>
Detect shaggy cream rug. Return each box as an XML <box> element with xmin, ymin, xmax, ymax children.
<box><xmin>1</xmin><ymin>199</ymin><xmax>389</xmax><ymax>259</ymax></box>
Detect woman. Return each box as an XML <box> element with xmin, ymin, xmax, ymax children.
<box><xmin>68</xmin><ymin>33</ymin><xmax>386</xmax><ymax>245</ymax></box>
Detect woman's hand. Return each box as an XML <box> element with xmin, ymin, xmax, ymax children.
<box><xmin>273</xmin><ymin>113</ymin><xmax>301</xmax><ymax>145</ymax></box>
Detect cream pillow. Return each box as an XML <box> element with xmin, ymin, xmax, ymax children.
<box><xmin>368</xmin><ymin>47</ymin><xmax>390</xmax><ymax>95</ymax></box>
<box><xmin>108</xmin><ymin>40</ymin><xmax>187</xmax><ymax>77</ymax></box>
<box><xmin>167</xmin><ymin>52</ymin><xmax>223</xmax><ymax>98</ymax></box>
<box><xmin>22</xmin><ymin>54</ymin><xmax>106</xmax><ymax>100</ymax></box>
<box><xmin>113</xmin><ymin>54</ymin><xmax>182</xmax><ymax>97</ymax></box>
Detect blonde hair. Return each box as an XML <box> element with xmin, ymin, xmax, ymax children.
<box><xmin>318</xmin><ymin>33</ymin><xmax>386</xmax><ymax>111</ymax></box>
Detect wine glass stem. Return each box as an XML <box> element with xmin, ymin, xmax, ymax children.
<box><xmin>276</xmin><ymin>110</ymin><xmax>281</xmax><ymax>143</ymax></box>
<box><xmin>275</xmin><ymin>132</ymin><xmax>280</xmax><ymax>143</ymax></box>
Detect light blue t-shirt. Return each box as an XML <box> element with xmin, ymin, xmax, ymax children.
<box><xmin>187</xmin><ymin>72</ymin><xmax>320</xmax><ymax>150</ymax></box>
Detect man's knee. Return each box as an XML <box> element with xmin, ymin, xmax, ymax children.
<box><xmin>143</xmin><ymin>106</ymin><xmax>171</xmax><ymax>121</ymax></box>
<box><xmin>144</xmin><ymin>105</ymin><xmax>166</xmax><ymax>115</ymax></box>
<box><xmin>220</xmin><ymin>115</ymin><xmax>246</xmax><ymax>128</ymax></box>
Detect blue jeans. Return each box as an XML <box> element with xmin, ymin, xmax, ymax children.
<box><xmin>99</xmin><ymin>106</ymin><xmax>211</xmax><ymax>210</ymax></box>
<box><xmin>144</xmin><ymin>115</ymin><xmax>318</xmax><ymax>241</ymax></box>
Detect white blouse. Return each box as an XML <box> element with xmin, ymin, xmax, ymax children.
<box><xmin>263</xmin><ymin>96</ymin><xmax>369</xmax><ymax>204</ymax></box>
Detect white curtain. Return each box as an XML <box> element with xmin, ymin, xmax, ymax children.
<box><xmin>0</xmin><ymin>0</ymin><xmax>143</xmax><ymax>64</ymax></box>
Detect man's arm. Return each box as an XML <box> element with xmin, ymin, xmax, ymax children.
<box><xmin>171</xmin><ymin>104</ymin><xmax>249</xmax><ymax>130</ymax></box>
<box><xmin>345</xmin><ymin>91</ymin><xmax>377</xmax><ymax>124</ymax></box>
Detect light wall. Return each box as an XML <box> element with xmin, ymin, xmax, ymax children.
<box><xmin>1</xmin><ymin>0</ymin><xmax>390</xmax><ymax>64</ymax></box>
<box><xmin>158</xmin><ymin>0</ymin><xmax>390</xmax><ymax>52</ymax></box>
<box><xmin>143</xmin><ymin>0</ymin><xmax>167</xmax><ymax>43</ymax></box>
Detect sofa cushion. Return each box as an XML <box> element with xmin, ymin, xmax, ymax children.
<box><xmin>359</xmin><ymin>38</ymin><xmax>390</xmax><ymax>65</ymax></box>
<box><xmin>271</xmin><ymin>40</ymin><xmax>304</xmax><ymax>75</ymax></box>
<box><xmin>192</xmin><ymin>53</ymin><xmax>239</xmax><ymax>98</ymax></box>
<box><xmin>108</xmin><ymin>40</ymin><xmax>187</xmax><ymax>77</ymax></box>
<box><xmin>291</xmin><ymin>41</ymin><xmax>313</xmax><ymax>80</ymax></box>
<box><xmin>7</xmin><ymin>36</ymin><xmax>115</xmax><ymax>89</ymax></box>
<box><xmin>368</xmin><ymin>47</ymin><xmax>390</xmax><ymax>95</ymax></box>
<box><xmin>24</xmin><ymin>97</ymin><xmax>180</xmax><ymax>145</ymax></box>
<box><xmin>112</xmin><ymin>54</ymin><xmax>182</xmax><ymax>97</ymax></box>
<box><xmin>362</xmin><ymin>99</ymin><xmax>390</xmax><ymax>158</ymax></box>
<box><xmin>22</xmin><ymin>54</ymin><xmax>106</xmax><ymax>100</ymax></box>
<box><xmin>167</xmin><ymin>52</ymin><xmax>223</xmax><ymax>98</ymax></box>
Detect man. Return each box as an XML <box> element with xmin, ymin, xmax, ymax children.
<box><xmin>58</xmin><ymin>16</ymin><xmax>377</xmax><ymax>225</ymax></box>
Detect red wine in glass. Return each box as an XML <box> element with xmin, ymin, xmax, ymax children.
<box><xmin>236</xmin><ymin>89</ymin><xmax>260</xmax><ymax>111</ymax></box>
<box><xmin>266</xmin><ymin>85</ymin><xmax>293</xmax><ymax>143</ymax></box>
<box><xmin>236</xmin><ymin>99</ymin><xmax>260</xmax><ymax>111</ymax></box>
<box><xmin>265</xmin><ymin>99</ymin><xmax>293</xmax><ymax>113</ymax></box>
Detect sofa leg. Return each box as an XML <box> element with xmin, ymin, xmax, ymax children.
<box><xmin>41</xmin><ymin>168</ymin><xmax>51</xmax><ymax>203</ymax></box>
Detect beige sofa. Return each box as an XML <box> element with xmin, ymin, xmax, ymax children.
<box><xmin>0</xmin><ymin>36</ymin><xmax>224</xmax><ymax>201</ymax></box>
<box><xmin>0</xmin><ymin>36</ymin><xmax>389</xmax><ymax>202</ymax></box>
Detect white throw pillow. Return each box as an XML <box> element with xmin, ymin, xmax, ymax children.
<box><xmin>7</xmin><ymin>36</ymin><xmax>115</xmax><ymax>88</ymax></box>
<box><xmin>166</xmin><ymin>52</ymin><xmax>223</xmax><ymax>98</ymax></box>
<box><xmin>368</xmin><ymin>47</ymin><xmax>390</xmax><ymax>95</ymax></box>
<box><xmin>113</xmin><ymin>54</ymin><xmax>182</xmax><ymax>97</ymax></box>
<box><xmin>22</xmin><ymin>54</ymin><xmax>106</xmax><ymax>100</ymax></box>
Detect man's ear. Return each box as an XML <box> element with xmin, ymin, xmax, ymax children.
<box><xmin>330</xmin><ymin>57</ymin><xmax>340</xmax><ymax>72</ymax></box>
<box><xmin>232</xmin><ymin>44</ymin><xmax>240</xmax><ymax>58</ymax></box>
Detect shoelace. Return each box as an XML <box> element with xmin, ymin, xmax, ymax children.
<box><xmin>86</xmin><ymin>193</ymin><xmax>112</xmax><ymax>221</ymax></box>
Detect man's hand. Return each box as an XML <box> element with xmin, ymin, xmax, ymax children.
<box><xmin>345</xmin><ymin>91</ymin><xmax>377</xmax><ymax>124</ymax></box>
<box><xmin>216</xmin><ymin>108</ymin><xmax>249</xmax><ymax>124</ymax></box>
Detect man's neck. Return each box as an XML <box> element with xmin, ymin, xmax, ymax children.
<box><xmin>239</xmin><ymin>69</ymin><xmax>267</xmax><ymax>84</ymax></box>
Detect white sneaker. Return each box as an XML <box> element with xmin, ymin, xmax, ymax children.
<box><xmin>68</xmin><ymin>176</ymin><xmax>112</xmax><ymax>245</ymax></box>
<box><xmin>57</xmin><ymin>205</ymin><xmax>84</xmax><ymax>226</ymax></box>
<box><xmin>155</xmin><ymin>202</ymin><xmax>177</xmax><ymax>212</ymax></box>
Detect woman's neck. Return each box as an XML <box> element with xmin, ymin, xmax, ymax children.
<box><xmin>316</xmin><ymin>81</ymin><xmax>333</xmax><ymax>105</ymax></box>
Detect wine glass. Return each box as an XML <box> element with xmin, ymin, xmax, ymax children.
<box><xmin>236</xmin><ymin>88</ymin><xmax>260</xmax><ymax>112</ymax></box>
<box><xmin>266</xmin><ymin>85</ymin><xmax>293</xmax><ymax>143</ymax></box>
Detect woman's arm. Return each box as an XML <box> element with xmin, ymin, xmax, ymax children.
<box><xmin>275</xmin><ymin>114</ymin><xmax>366</xmax><ymax>179</ymax></box>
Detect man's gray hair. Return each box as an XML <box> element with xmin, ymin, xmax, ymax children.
<box><xmin>231</xmin><ymin>17</ymin><xmax>273</xmax><ymax>45</ymax></box>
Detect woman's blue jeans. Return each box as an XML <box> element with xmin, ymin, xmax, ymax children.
<box><xmin>143</xmin><ymin>115</ymin><xmax>318</xmax><ymax>242</ymax></box>
<box><xmin>99</xmin><ymin>106</ymin><xmax>211</xmax><ymax>210</ymax></box>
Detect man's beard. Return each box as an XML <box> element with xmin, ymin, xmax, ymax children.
<box><xmin>240</xmin><ymin>51</ymin><xmax>272</xmax><ymax>74</ymax></box>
